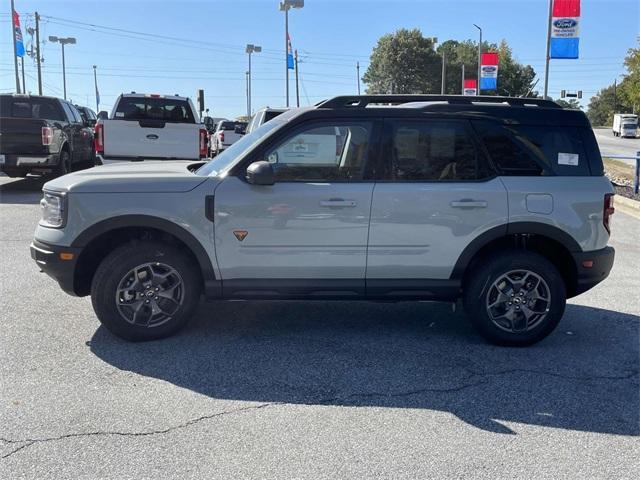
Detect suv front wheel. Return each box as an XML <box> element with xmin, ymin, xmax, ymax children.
<box><xmin>463</xmin><ymin>250</ymin><xmax>566</xmax><ymax>346</ymax></box>
<box><xmin>91</xmin><ymin>241</ymin><xmax>202</xmax><ymax>341</ymax></box>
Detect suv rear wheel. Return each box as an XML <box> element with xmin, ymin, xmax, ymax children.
<box><xmin>463</xmin><ymin>250</ymin><xmax>566</xmax><ymax>346</ymax></box>
<box><xmin>91</xmin><ymin>241</ymin><xmax>201</xmax><ymax>341</ymax></box>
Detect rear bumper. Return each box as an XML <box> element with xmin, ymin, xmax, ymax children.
<box><xmin>30</xmin><ymin>240</ymin><xmax>82</xmax><ymax>296</ymax></box>
<box><xmin>97</xmin><ymin>155</ymin><xmax>195</xmax><ymax>164</ymax></box>
<box><xmin>571</xmin><ymin>246</ymin><xmax>615</xmax><ymax>296</ymax></box>
<box><xmin>0</xmin><ymin>153</ymin><xmax>59</xmax><ymax>174</ymax></box>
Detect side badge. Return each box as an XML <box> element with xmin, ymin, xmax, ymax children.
<box><xmin>233</xmin><ymin>230</ymin><xmax>248</xmax><ymax>242</ymax></box>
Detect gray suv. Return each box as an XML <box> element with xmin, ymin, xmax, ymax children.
<box><xmin>31</xmin><ymin>95</ymin><xmax>615</xmax><ymax>346</ymax></box>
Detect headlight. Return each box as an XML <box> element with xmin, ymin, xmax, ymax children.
<box><xmin>40</xmin><ymin>191</ymin><xmax>67</xmax><ymax>228</ymax></box>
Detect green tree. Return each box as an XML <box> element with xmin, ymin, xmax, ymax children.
<box><xmin>362</xmin><ymin>28</ymin><xmax>440</xmax><ymax>94</ymax></box>
<box><xmin>555</xmin><ymin>98</ymin><xmax>582</xmax><ymax>109</ymax></box>
<box><xmin>365</xmin><ymin>34</ymin><xmax>537</xmax><ymax>97</ymax></box>
<box><xmin>587</xmin><ymin>84</ymin><xmax>631</xmax><ymax>126</ymax></box>
<box><xmin>436</xmin><ymin>40</ymin><xmax>537</xmax><ymax>96</ymax></box>
<box><xmin>620</xmin><ymin>41</ymin><xmax>640</xmax><ymax>112</ymax></box>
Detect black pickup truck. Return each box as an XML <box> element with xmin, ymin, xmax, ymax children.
<box><xmin>0</xmin><ymin>94</ymin><xmax>95</xmax><ymax>177</ymax></box>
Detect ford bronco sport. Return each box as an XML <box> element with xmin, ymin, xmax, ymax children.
<box><xmin>31</xmin><ymin>95</ymin><xmax>615</xmax><ymax>346</ymax></box>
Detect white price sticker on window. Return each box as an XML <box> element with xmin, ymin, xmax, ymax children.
<box><xmin>558</xmin><ymin>152</ymin><xmax>579</xmax><ymax>166</ymax></box>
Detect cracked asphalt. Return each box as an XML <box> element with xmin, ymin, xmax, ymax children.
<box><xmin>1</xmin><ymin>176</ymin><xmax>639</xmax><ymax>479</ymax></box>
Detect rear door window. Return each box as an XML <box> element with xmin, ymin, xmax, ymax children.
<box><xmin>114</xmin><ymin>97</ymin><xmax>195</xmax><ymax>123</ymax></box>
<box><xmin>386</xmin><ymin>120</ymin><xmax>485</xmax><ymax>181</ymax></box>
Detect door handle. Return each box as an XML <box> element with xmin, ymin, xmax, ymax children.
<box><xmin>450</xmin><ymin>200</ymin><xmax>488</xmax><ymax>208</ymax></box>
<box><xmin>320</xmin><ymin>199</ymin><xmax>357</xmax><ymax>208</ymax></box>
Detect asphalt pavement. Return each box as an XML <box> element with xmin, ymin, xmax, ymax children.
<box><xmin>0</xmin><ymin>176</ymin><xmax>638</xmax><ymax>479</ymax></box>
<box><xmin>594</xmin><ymin>128</ymin><xmax>640</xmax><ymax>165</ymax></box>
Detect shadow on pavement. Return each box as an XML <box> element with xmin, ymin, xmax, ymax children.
<box><xmin>90</xmin><ymin>301</ymin><xmax>639</xmax><ymax>436</ymax></box>
<box><xmin>0</xmin><ymin>176</ymin><xmax>47</xmax><ymax>205</ymax></box>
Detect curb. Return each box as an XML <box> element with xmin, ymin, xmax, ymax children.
<box><xmin>615</xmin><ymin>194</ymin><xmax>640</xmax><ymax>219</ymax></box>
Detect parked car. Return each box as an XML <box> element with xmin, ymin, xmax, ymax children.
<box><xmin>74</xmin><ymin>105</ymin><xmax>98</xmax><ymax>129</ymax></box>
<box><xmin>246</xmin><ymin>107</ymin><xmax>288</xmax><ymax>134</ymax></box>
<box><xmin>31</xmin><ymin>95</ymin><xmax>615</xmax><ymax>346</ymax></box>
<box><xmin>211</xmin><ymin>120</ymin><xmax>244</xmax><ymax>156</ymax></box>
<box><xmin>0</xmin><ymin>94</ymin><xmax>95</xmax><ymax>177</ymax></box>
<box><xmin>95</xmin><ymin>93</ymin><xmax>207</xmax><ymax>163</ymax></box>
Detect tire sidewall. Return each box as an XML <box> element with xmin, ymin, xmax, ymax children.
<box><xmin>91</xmin><ymin>242</ymin><xmax>201</xmax><ymax>341</ymax></box>
<box><xmin>463</xmin><ymin>250</ymin><xmax>566</xmax><ymax>346</ymax></box>
<box><xmin>57</xmin><ymin>150</ymin><xmax>71</xmax><ymax>176</ymax></box>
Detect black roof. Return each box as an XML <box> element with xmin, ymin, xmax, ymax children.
<box><xmin>312</xmin><ymin>95</ymin><xmax>590</xmax><ymax>127</ymax></box>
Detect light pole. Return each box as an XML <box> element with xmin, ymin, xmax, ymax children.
<box><xmin>279</xmin><ymin>0</ymin><xmax>304</xmax><ymax>107</ymax></box>
<box><xmin>93</xmin><ymin>65</ymin><xmax>99</xmax><ymax>112</ymax></box>
<box><xmin>245</xmin><ymin>44</ymin><xmax>261</xmax><ymax>118</ymax></box>
<box><xmin>48</xmin><ymin>36</ymin><xmax>76</xmax><ymax>100</ymax></box>
<box><xmin>473</xmin><ymin>24</ymin><xmax>482</xmax><ymax>96</ymax></box>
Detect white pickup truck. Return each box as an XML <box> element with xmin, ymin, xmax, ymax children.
<box><xmin>211</xmin><ymin>120</ymin><xmax>244</xmax><ymax>156</ymax></box>
<box><xmin>95</xmin><ymin>93</ymin><xmax>207</xmax><ymax>163</ymax></box>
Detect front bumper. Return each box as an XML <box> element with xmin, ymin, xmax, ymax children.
<box><xmin>571</xmin><ymin>246</ymin><xmax>615</xmax><ymax>296</ymax></box>
<box><xmin>30</xmin><ymin>240</ymin><xmax>83</xmax><ymax>296</ymax></box>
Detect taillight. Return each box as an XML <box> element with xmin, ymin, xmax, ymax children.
<box><xmin>94</xmin><ymin>123</ymin><xmax>104</xmax><ymax>154</ymax></box>
<box><xmin>199</xmin><ymin>128</ymin><xmax>207</xmax><ymax>158</ymax></box>
<box><xmin>41</xmin><ymin>126</ymin><xmax>53</xmax><ymax>146</ymax></box>
<box><xmin>603</xmin><ymin>193</ymin><xmax>614</xmax><ymax>234</ymax></box>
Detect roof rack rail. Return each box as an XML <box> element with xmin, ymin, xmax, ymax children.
<box><xmin>317</xmin><ymin>95</ymin><xmax>561</xmax><ymax>109</ymax></box>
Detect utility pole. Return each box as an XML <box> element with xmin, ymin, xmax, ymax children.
<box><xmin>461</xmin><ymin>64</ymin><xmax>465</xmax><ymax>95</ymax></box>
<box><xmin>613</xmin><ymin>79</ymin><xmax>617</xmax><ymax>114</ymax></box>
<box><xmin>294</xmin><ymin>49</ymin><xmax>300</xmax><ymax>107</ymax></box>
<box><xmin>356</xmin><ymin>61</ymin><xmax>361</xmax><ymax>95</ymax></box>
<box><xmin>441</xmin><ymin>50</ymin><xmax>447</xmax><ymax>95</ymax></box>
<box><xmin>543</xmin><ymin>0</ymin><xmax>553</xmax><ymax>99</ymax></box>
<box><xmin>10</xmin><ymin>0</ymin><xmax>21</xmax><ymax>93</ymax></box>
<box><xmin>474</xmin><ymin>24</ymin><xmax>482</xmax><ymax>96</ymax></box>
<box><xmin>93</xmin><ymin>65</ymin><xmax>99</xmax><ymax>112</ymax></box>
<box><xmin>35</xmin><ymin>12</ymin><xmax>42</xmax><ymax>95</ymax></box>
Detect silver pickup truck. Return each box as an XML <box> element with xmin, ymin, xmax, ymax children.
<box><xmin>95</xmin><ymin>93</ymin><xmax>208</xmax><ymax>163</ymax></box>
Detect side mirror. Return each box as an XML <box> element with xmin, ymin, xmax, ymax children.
<box><xmin>97</xmin><ymin>111</ymin><xmax>109</xmax><ymax>120</ymax></box>
<box><xmin>246</xmin><ymin>161</ymin><xmax>275</xmax><ymax>186</ymax></box>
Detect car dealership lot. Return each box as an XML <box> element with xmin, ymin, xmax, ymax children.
<box><xmin>1</xmin><ymin>176</ymin><xmax>638</xmax><ymax>479</ymax></box>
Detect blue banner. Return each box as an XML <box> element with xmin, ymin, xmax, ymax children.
<box><xmin>480</xmin><ymin>78</ymin><xmax>497</xmax><ymax>90</ymax></box>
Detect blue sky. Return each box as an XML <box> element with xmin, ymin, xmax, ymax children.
<box><xmin>1</xmin><ymin>0</ymin><xmax>638</xmax><ymax>119</ymax></box>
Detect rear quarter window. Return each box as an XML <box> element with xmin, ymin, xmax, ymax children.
<box><xmin>473</xmin><ymin>121</ymin><xmax>591</xmax><ymax>176</ymax></box>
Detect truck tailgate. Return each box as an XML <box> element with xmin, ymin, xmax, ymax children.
<box><xmin>0</xmin><ymin>117</ymin><xmax>48</xmax><ymax>155</ymax></box>
<box><xmin>102</xmin><ymin>120</ymin><xmax>200</xmax><ymax>160</ymax></box>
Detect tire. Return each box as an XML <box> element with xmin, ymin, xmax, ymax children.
<box><xmin>55</xmin><ymin>149</ymin><xmax>71</xmax><ymax>177</ymax></box>
<box><xmin>91</xmin><ymin>241</ymin><xmax>202</xmax><ymax>341</ymax></box>
<box><xmin>462</xmin><ymin>249</ymin><xmax>566</xmax><ymax>347</ymax></box>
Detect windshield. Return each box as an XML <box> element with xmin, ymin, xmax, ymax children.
<box><xmin>196</xmin><ymin>120</ymin><xmax>284</xmax><ymax>176</ymax></box>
